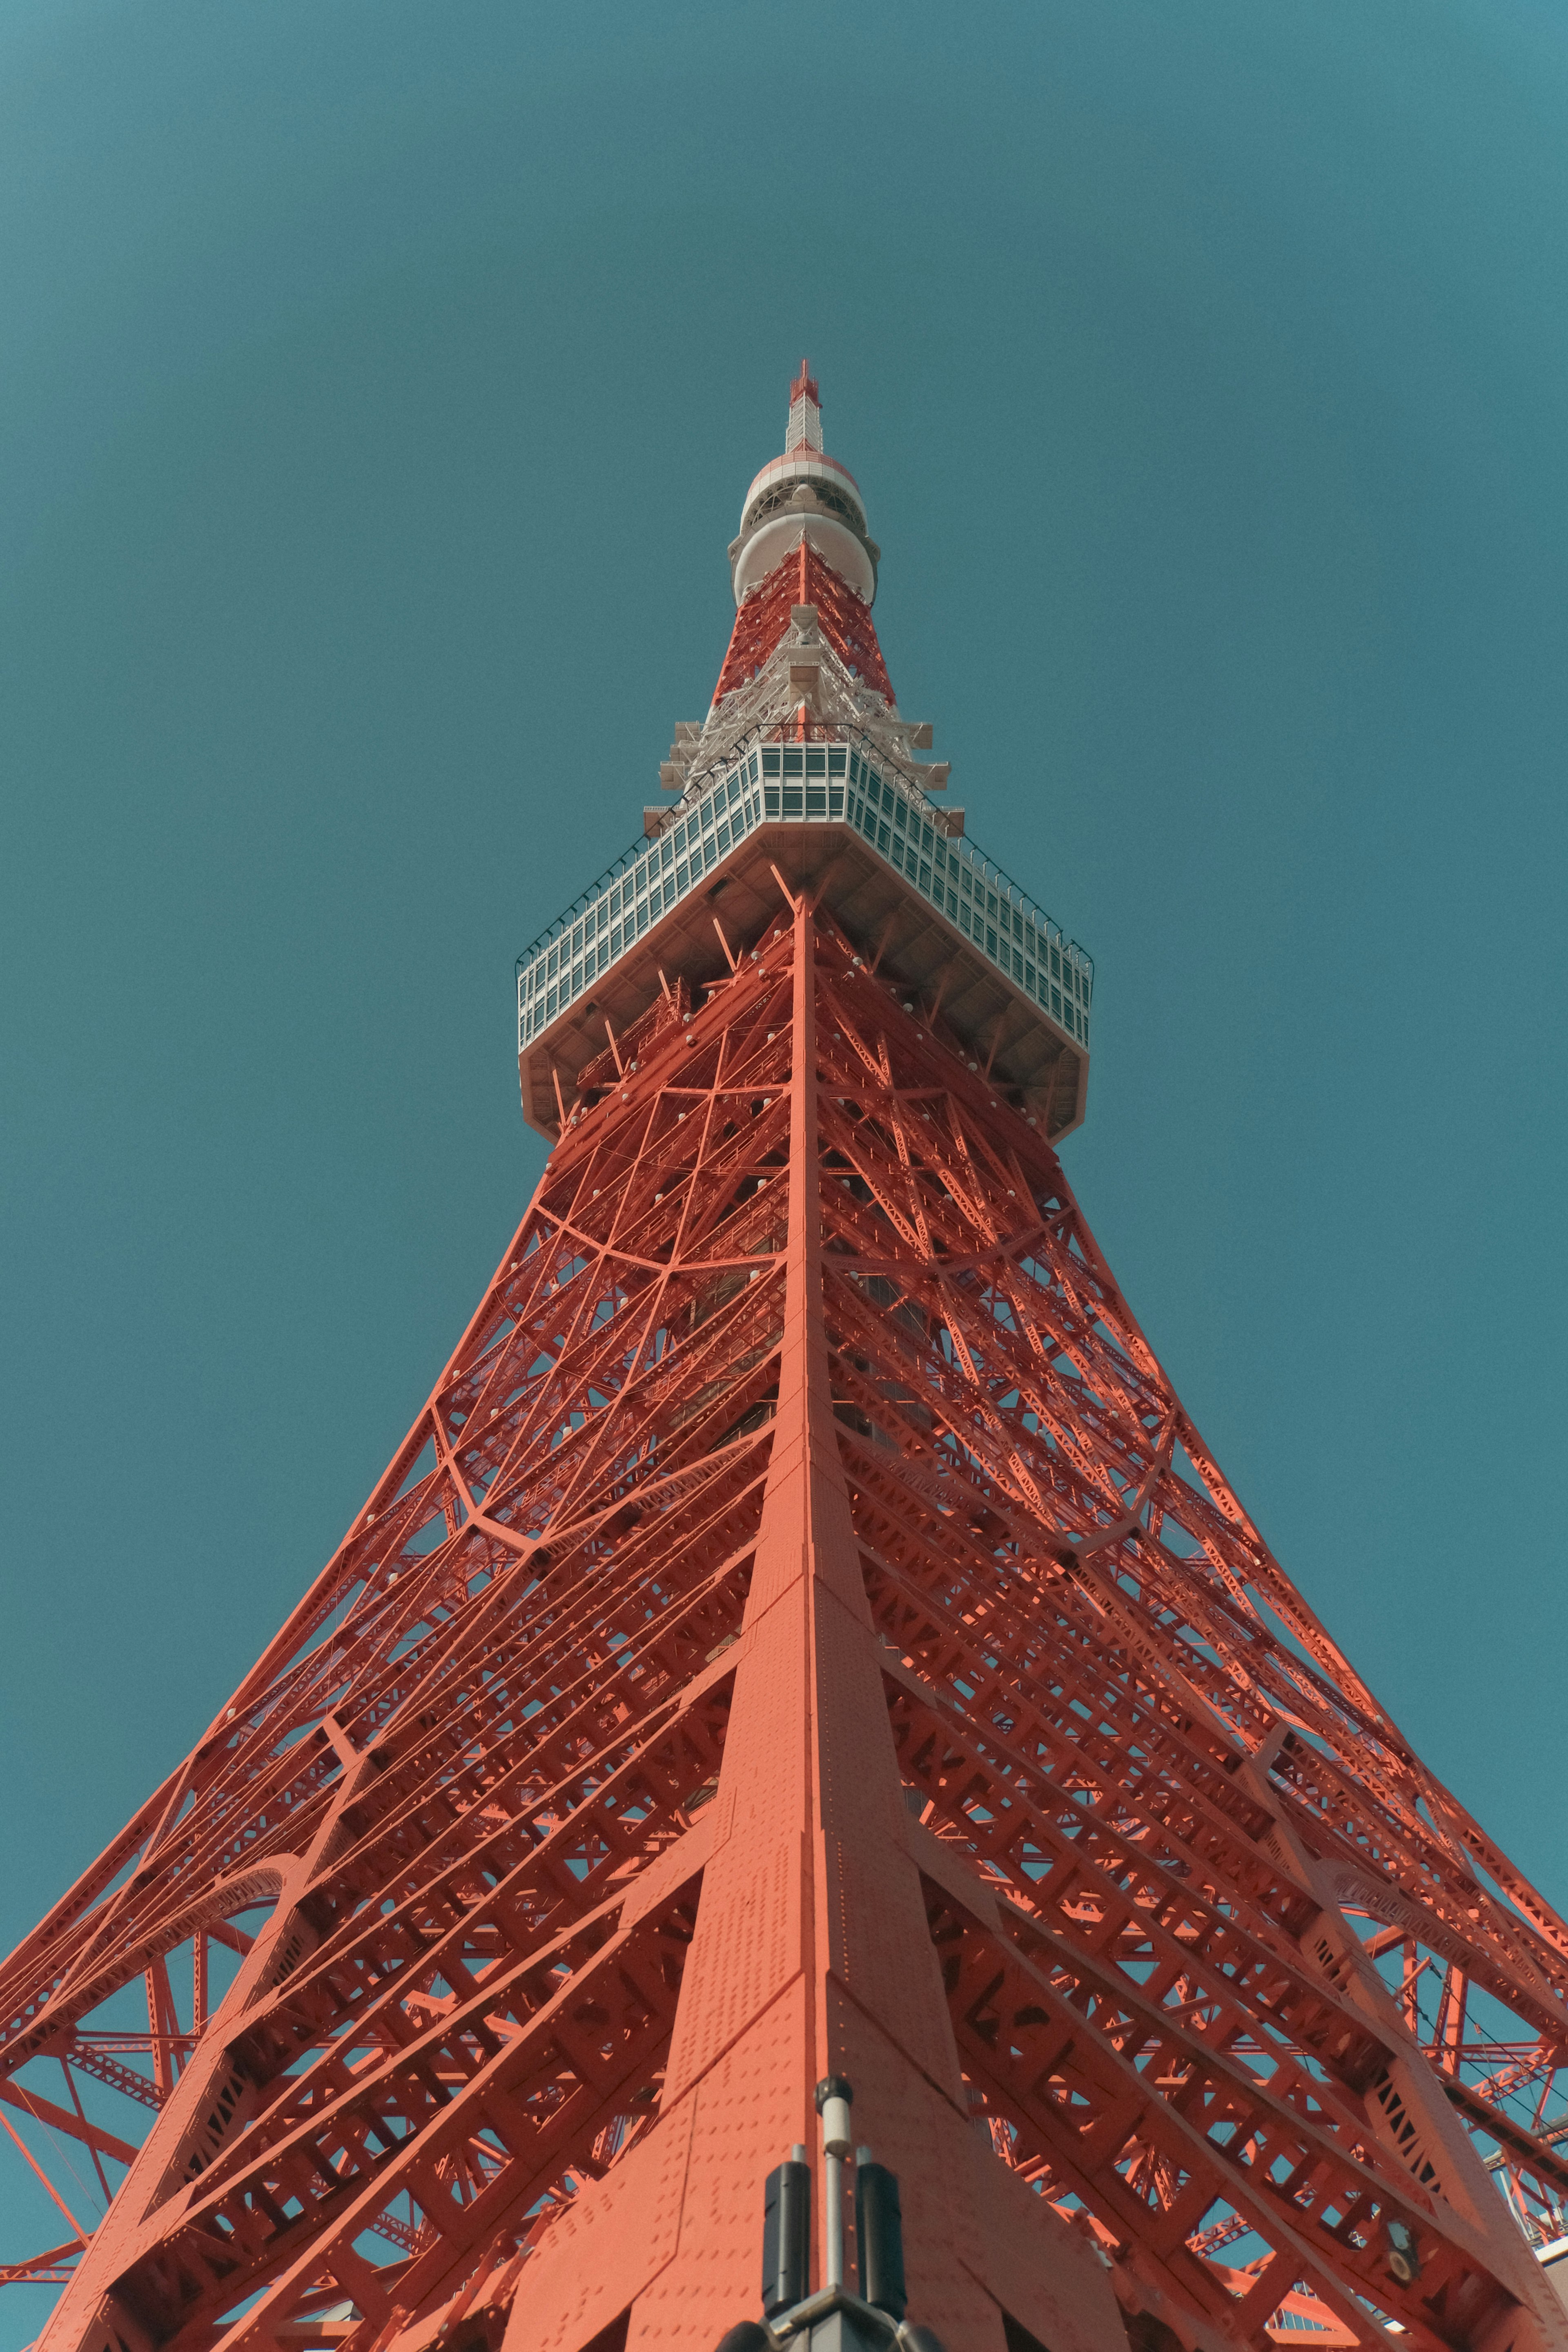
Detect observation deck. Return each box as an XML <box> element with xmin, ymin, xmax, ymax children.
<box><xmin>516</xmin><ymin>730</ymin><xmax>1093</xmax><ymax>1143</ymax></box>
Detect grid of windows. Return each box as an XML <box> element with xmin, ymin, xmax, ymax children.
<box><xmin>517</xmin><ymin>741</ymin><xmax>1092</xmax><ymax>1055</ymax></box>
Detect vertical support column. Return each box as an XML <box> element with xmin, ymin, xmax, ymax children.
<box><xmin>620</xmin><ymin>898</ymin><xmax>1006</xmax><ymax>2352</ymax></box>
<box><xmin>502</xmin><ymin>905</ymin><xmax>1127</xmax><ymax>2352</ymax></box>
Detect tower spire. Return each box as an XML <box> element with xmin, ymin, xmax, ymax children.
<box><xmin>713</xmin><ymin>370</ymin><xmax>892</xmax><ymax>713</ymax></box>
<box><xmin>787</xmin><ymin>358</ymin><xmax>824</xmax><ymax>452</ymax></box>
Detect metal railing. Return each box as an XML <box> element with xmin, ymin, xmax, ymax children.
<box><xmin>515</xmin><ymin>729</ymin><xmax>1094</xmax><ymax>1057</ymax></box>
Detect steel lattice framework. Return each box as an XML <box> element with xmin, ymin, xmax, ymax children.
<box><xmin>714</xmin><ymin>540</ymin><xmax>895</xmax><ymax>709</ymax></box>
<box><xmin>4</xmin><ymin>373</ymin><xmax>1567</xmax><ymax>2352</ymax></box>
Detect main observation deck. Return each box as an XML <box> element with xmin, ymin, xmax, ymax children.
<box><xmin>516</xmin><ymin>729</ymin><xmax>1093</xmax><ymax>1143</ymax></box>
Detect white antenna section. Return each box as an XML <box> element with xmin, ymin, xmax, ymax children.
<box><xmin>787</xmin><ymin>358</ymin><xmax>824</xmax><ymax>452</ymax></box>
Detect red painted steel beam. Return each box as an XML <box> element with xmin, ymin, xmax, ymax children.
<box><xmin>714</xmin><ymin>540</ymin><xmax>894</xmax><ymax>708</ymax></box>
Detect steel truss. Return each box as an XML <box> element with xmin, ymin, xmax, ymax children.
<box><xmin>3</xmin><ymin>901</ymin><xmax>1566</xmax><ymax>2352</ymax></box>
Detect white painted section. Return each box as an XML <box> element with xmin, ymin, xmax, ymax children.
<box><xmin>787</xmin><ymin>389</ymin><xmax>824</xmax><ymax>452</ymax></box>
<box><xmin>733</xmin><ymin>513</ymin><xmax>875</xmax><ymax>605</ymax></box>
<box><xmin>739</xmin><ymin>450</ymin><xmax>863</xmax><ymax>524</ymax></box>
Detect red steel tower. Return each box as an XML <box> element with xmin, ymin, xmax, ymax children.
<box><xmin>4</xmin><ymin>367</ymin><xmax>1568</xmax><ymax>2352</ymax></box>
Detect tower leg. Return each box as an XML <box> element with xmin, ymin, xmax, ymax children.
<box><xmin>502</xmin><ymin>901</ymin><xmax>1127</xmax><ymax>2352</ymax></box>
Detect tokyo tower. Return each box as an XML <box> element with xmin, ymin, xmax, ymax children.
<box><xmin>5</xmin><ymin>366</ymin><xmax>1568</xmax><ymax>2352</ymax></box>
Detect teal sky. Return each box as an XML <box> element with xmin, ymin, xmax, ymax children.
<box><xmin>3</xmin><ymin>0</ymin><xmax>1567</xmax><ymax>2295</ymax></box>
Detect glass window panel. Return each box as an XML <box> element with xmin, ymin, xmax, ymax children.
<box><xmin>828</xmin><ymin>749</ymin><xmax>846</xmax><ymax>775</ymax></box>
<box><xmin>806</xmin><ymin>786</ymin><xmax>826</xmax><ymax>816</ymax></box>
<box><xmin>784</xmin><ymin>749</ymin><xmax>804</xmax><ymax>776</ymax></box>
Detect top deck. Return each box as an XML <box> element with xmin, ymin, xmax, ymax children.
<box><xmin>516</xmin><ymin>734</ymin><xmax>1092</xmax><ymax>1142</ymax></box>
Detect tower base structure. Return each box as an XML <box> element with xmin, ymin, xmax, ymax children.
<box><xmin>7</xmin><ymin>895</ymin><xmax>1566</xmax><ymax>2352</ymax></box>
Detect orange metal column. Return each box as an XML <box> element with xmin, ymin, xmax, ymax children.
<box><xmin>504</xmin><ymin>899</ymin><xmax>1127</xmax><ymax>2352</ymax></box>
<box><xmin>625</xmin><ymin>892</ymin><xmax>1000</xmax><ymax>2349</ymax></box>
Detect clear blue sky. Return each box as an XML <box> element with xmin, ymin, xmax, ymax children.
<box><xmin>2</xmin><ymin>0</ymin><xmax>1566</xmax><ymax>2303</ymax></box>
